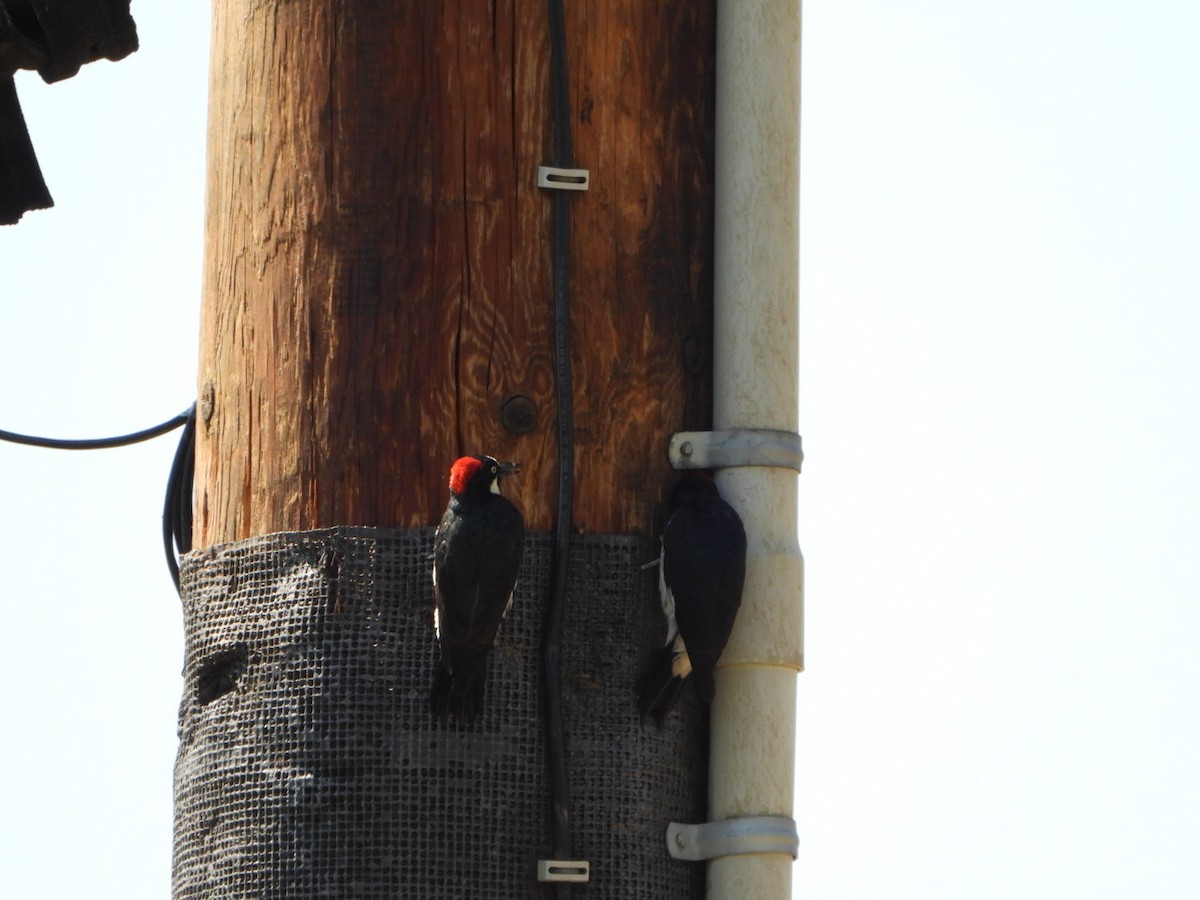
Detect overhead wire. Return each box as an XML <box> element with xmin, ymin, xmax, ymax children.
<box><xmin>0</xmin><ymin>408</ymin><xmax>193</xmax><ymax>449</ymax></box>
<box><xmin>1</xmin><ymin>404</ymin><xmax>196</xmax><ymax>591</ymax></box>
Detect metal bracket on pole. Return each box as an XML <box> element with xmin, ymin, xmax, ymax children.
<box><xmin>537</xmin><ymin>165</ymin><xmax>590</xmax><ymax>191</ymax></box>
<box><xmin>666</xmin><ymin>816</ymin><xmax>799</xmax><ymax>862</ymax></box>
<box><xmin>669</xmin><ymin>429</ymin><xmax>803</xmax><ymax>473</ymax></box>
<box><xmin>536</xmin><ymin>859</ymin><xmax>590</xmax><ymax>884</ymax></box>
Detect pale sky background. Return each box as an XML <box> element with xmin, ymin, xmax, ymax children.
<box><xmin>2</xmin><ymin>2</ymin><xmax>1198</xmax><ymax>898</ymax></box>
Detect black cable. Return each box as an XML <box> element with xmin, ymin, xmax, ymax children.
<box><xmin>543</xmin><ymin>0</ymin><xmax>576</xmax><ymax>889</ymax></box>
<box><xmin>0</xmin><ymin>409</ymin><xmax>193</xmax><ymax>450</ymax></box>
<box><xmin>162</xmin><ymin>404</ymin><xmax>197</xmax><ymax>592</ymax></box>
<box><xmin>0</xmin><ymin>406</ymin><xmax>195</xmax><ymax>591</ymax></box>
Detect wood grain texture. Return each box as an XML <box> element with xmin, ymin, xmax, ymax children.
<box><xmin>196</xmin><ymin>0</ymin><xmax>714</xmax><ymax>545</ymax></box>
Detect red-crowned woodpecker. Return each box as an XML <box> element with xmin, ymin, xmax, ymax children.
<box><xmin>639</xmin><ymin>472</ymin><xmax>747</xmax><ymax>723</ymax></box>
<box><xmin>431</xmin><ymin>455</ymin><xmax>525</xmax><ymax>721</ymax></box>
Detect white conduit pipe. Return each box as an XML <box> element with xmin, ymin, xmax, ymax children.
<box><xmin>709</xmin><ymin>1</ymin><xmax>803</xmax><ymax>899</ymax></box>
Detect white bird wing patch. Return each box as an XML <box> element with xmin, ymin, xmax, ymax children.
<box><xmin>658</xmin><ymin>547</ymin><xmax>678</xmax><ymax>646</ymax></box>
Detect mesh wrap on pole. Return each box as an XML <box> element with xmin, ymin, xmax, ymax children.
<box><xmin>173</xmin><ymin>527</ymin><xmax>705</xmax><ymax>899</ymax></box>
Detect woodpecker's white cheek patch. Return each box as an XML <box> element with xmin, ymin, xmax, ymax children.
<box><xmin>490</xmin><ymin>479</ymin><xmax>502</xmax><ymax>494</ymax></box>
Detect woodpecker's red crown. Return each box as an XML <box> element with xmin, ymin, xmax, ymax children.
<box><xmin>448</xmin><ymin>455</ymin><xmax>519</xmax><ymax>496</ymax></box>
<box><xmin>448</xmin><ymin>456</ymin><xmax>489</xmax><ymax>495</ymax></box>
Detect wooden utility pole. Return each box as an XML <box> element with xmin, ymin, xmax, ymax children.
<box><xmin>195</xmin><ymin>2</ymin><xmax>715</xmax><ymax>544</ymax></box>
<box><xmin>180</xmin><ymin>2</ymin><xmax>720</xmax><ymax>897</ymax></box>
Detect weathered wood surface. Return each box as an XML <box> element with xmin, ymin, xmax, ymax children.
<box><xmin>195</xmin><ymin>0</ymin><xmax>714</xmax><ymax>544</ymax></box>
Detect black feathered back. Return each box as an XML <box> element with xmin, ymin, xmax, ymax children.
<box><xmin>640</xmin><ymin>473</ymin><xmax>747</xmax><ymax>722</ymax></box>
<box><xmin>662</xmin><ymin>481</ymin><xmax>747</xmax><ymax>698</ymax></box>
<box><xmin>431</xmin><ymin>459</ymin><xmax>525</xmax><ymax>721</ymax></box>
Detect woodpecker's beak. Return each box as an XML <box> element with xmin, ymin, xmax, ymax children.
<box><xmin>498</xmin><ymin>461</ymin><xmax>521</xmax><ymax>479</ymax></box>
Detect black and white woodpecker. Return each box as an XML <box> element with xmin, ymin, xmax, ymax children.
<box><xmin>431</xmin><ymin>455</ymin><xmax>525</xmax><ymax>721</ymax></box>
<box><xmin>639</xmin><ymin>472</ymin><xmax>747</xmax><ymax>723</ymax></box>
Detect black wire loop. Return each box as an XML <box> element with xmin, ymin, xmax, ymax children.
<box><xmin>163</xmin><ymin>405</ymin><xmax>197</xmax><ymax>592</ymax></box>
<box><xmin>0</xmin><ymin>408</ymin><xmax>193</xmax><ymax>450</ymax></box>
<box><xmin>1</xmin><ymin>404</ymin><xmax>196</xmax><ymax>593</ymax></box>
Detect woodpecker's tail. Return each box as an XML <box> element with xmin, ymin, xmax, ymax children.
<box><xmin>638</xmin><ymin>645</ymin><xmax>688</xmax><ymax>724</ymax></box>
<box><xmin>430</xmin><ymin>655</ymin><xmax>489</xmax><ymax>722</ymax></box>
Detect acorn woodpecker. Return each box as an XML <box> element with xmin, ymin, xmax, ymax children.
<box><xmin>431</xmin><ymin>455</ymin><xmax>525</xmax><ymax>721</ymax></box>
<box><xmin>639</xmin><ymin>472</ymin><xmax>747</xmax><ymax>723</ymax></box>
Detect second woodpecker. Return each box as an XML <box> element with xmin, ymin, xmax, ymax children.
<box><xmin>431</xmin><ymin>455</ymin><xmax>525</xmax><ymax>722</ymax></box>
<box><xmin>639</xmin><ymin>472</ymin><xmax>747</xmax><ymax>723</ymax></box>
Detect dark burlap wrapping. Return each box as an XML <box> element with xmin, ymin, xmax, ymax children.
<box><xmin>173</xmin><ymin>527</ymin><xmax>705</xmax><ymax>899</ymax></box>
